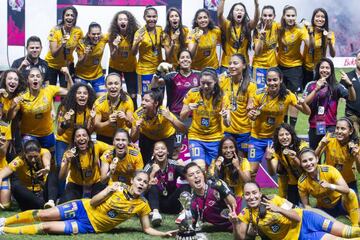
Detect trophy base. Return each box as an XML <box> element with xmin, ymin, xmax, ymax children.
<box><xmin>176</xmin><ymin>230</ymin><xmax>197</xmax><ymax>240</ymax></box>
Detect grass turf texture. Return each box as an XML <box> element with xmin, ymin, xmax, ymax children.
<box><xmin>0</xmin><ymin>68</ymin><xmax>354</xmax><ymax>239</ymax></box>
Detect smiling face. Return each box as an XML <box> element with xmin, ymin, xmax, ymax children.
<box><xmin>232</xmin><ymin>4</ymin><xmax>246</xmax><ymax>24</ymax></box>
<box><xmin>196</xmin><ymin>11</ymin><xmax>209</xmax><ymax>29</ymax></box>
<box><xmin>75</xmin><ymin>86</ymin><xmax>89</xmax><ymax>107</ymax></box>
<box><xmin>63</xmin><ymin>9</ymin><xmax>76</xmax><ymax>28</ymax></box>
<box><xmin>74</xmin><ymin>128</ymin><xmax>89</xmax><ymax>151</ymax></box>
<box><xmin>229</xmin><ymin>55</ymin><xmax>245</xmax><ymax>77</ymax></box>
<box><xmin>117</xmin><ymin>13</ymin><xmax>129</xmax><ymax>31</ymax></box>
<box><xmin>313</xmin><ymin>10</ymin><xmax>326</xmax><ymax>28</ymax></box>
<box><xmin>28</xmin><ymin>68</ymin><xmax>43</xmax><ymax>91</ymax></box>
<box><xmin>27</xmin><ymin>41</ymin><xmax>42</xmax><ymax>60</ymax></box>
<box><xmin>300</xmin><ymin>151</ymin><xmax>318</xmax><ymax>173</ymax></box>
<box><xmin>144</xmin><ymin>9</ymin><xmax>158</xmax><ymax>28</ymax></box>
<box><xmin>168</xmin><ymin>10</ymin><xmax>180</xmax><ymax>29</ymax></box>
<box><xmin>319</xmin><ymin>61</ymin><xmax>332</xmax><ymax>79</ymax></box>
<box><xmin>153</xmin><ymin>141</ymin><xmax>168</xmax><ymax>163</ymax></box>
<box><xmin>113</xmin><ymin>131</ymin><xmax>129</xmax><ymax>158</ymax></box>
<box><xmin>106</xmin><ymin>75</ymin><xmax>121</xmax><ymax>98</ymax></box>
<box><xmin>335</xmin><ymin>120</ymin><xmax>352</xmax><ymax>143</ymax></box>
<box><xmin>186</xmin><ymin>165</ymin><xmax>205</xmax><ymax>191</ymax></box>
<box><xmin>278</xmin><ymin>128</ymin><xmax>292</xmax><ymax>147</ymax></box>
<box><xmin>5</xmin><ymin>72</ymin><xmax>19</xmax><ymax>93</ymax></box>
<box><xmin>222</xmin><ymin>139</ymin><xmax>236</xmax><ymax>160</ymax></box>
<box><xmin>178</xmin><ymin>51</ymin><xmax>192</xmax><ymax>69</ymax></box>
<box><xmin>243</xmin><ymin>182</ymin><xmax>262</xmax><ymax>208</ymax></box>
<box><xmin>284</xmin><ymin>9</ymin><xmax>296</xmax><ymax>26</ymax></box>
<box><xmin>262</xmin><ymin>8</ymin><xmax>275</xmax><ymax>26</ymax></box>
<box><xmin>131</xmin><ymin>172</ymin><xmax>149</xmax><ymax>196</ymax></box>
<box><xmin>266</xmin><ymin>70</ymin><xmax>282</xmax><ymax>95</ymax></box>
<box><xmin>88</xmin><ymin>26</ymin><xmax>101</xmax><ymax>45</ymax></box>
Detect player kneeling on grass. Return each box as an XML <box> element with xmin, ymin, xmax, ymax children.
<box><xmin>0</xmin><ymin>171</ymin><xmax>176</xmax><ymax>237</ymax></box>
<box><xmin>298</xmin><ymin>148</ymin><xmax>360</xmax><ymax>226</ymax></box>
<box><xmin>230</xmin><ymin>181</ymin><xmax>360</xmax><ymax>240</ymax></box>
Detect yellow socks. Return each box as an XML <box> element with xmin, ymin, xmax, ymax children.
<box><xmin>343</xmin><ymin>189</ymin><xmax>360</xmax><ymax>226</ymax></box>
<box><xmin>5</xmin><ymin>210</ymin><xmax>40</xmax><ymax>225</ymax></box>
<box><xmin>341</xmin><ymin>225</ymin><xmax>360</xmax><ymax>238</ymax></box>
<box><xmin>3</xmin><ymin>223</ymin><xmax>43</xmax><ymax>235</ymax></box>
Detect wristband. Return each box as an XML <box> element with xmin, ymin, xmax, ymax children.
<box><xmin>329</xmin><ymin>184</ymin><xmax>336</xmax><ymax>191</ymax></box>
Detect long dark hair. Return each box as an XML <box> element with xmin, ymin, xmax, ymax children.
<box><xmin>216</xmin><ymin>136</ymin><xmax>241</xmax><ymax>182</ymax></box>
<box><xmin>231</xmin><ymin>54</ymin><xmax>251</xmax><ymax>94</ymax></box>
<box><xmin>311</xmin><ymin>8</ymin><xmax>329</xmax><ymax>58</ymax></box>
<box><xmin>200</xmin><ymin>68</ymin><xmax>223</xmax><ymax>109</ymax></box>
<box><xmin>273</xmin><ymin>123</ymin><xmax>301</xmax><ymax>154</ymax></box>
<box><xmin>142</xmin><ymin>89</ymin><xmax>164</xmax><ymax>113</ymax></box>
<box><xmin>192</xmin><ymin>8</ymin><xmax>215</xmax><ymax>30</ymax></box>
<box><xmin>0</xmin><ymin>69</ymin><xmax>26</xmax><ymax>99</ymax></box>
<box><xmin>222</xmin><ymin>3</ymin><xmax>251</xmax><ymax>53</ymax></box>
<box><xmin>57</xmin><ymin>83</ymin><xmax>96</xmax><ymax>123</ymax></box>
<box><xmin>59</xmin><ymin>6</ymin><xmax>78</xmax><ymax>26</ymax></box>
<box><xmin>164</xmin><ymin>7</ymin><xmax>186</xmax><ymax>50</ymax></box>
<box><xmin>314</xmin><ymin>58</ymin><xmax>337</xmax><ymax>95</ymax></box>
<box><xmin>21</xmin><ymin>139</ymin><xmax>44</xmax><ymax>190</ymax></box>
<box><xmin>69</xmin><ymin>127</ymin><xmax>95</xmax><ymax>180</ymax></box>
<box><xmin>108</xmin><ymin>10</ymin><xmax>139</xmax><ymax>46</ymax></box>
<box><xmin>266</xmin><ymin>67</ymin><xmax>289</xmax><ymax>100</ymax></box>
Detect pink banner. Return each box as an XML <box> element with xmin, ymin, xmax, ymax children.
<box><xmin>7</xmin><ymin>0</ymin><xmax>25</xmax><ymax>46</ymax></box>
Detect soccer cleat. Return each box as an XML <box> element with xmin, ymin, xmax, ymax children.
<box><xmin>44</xmin><ymin>200</ymin><xmax>55</xmax><ymax>209</ymax></box>
<box><xmin>150</xmin><ymin>211</ymin><xmax>162</xmax><ymax>227</ymax></box>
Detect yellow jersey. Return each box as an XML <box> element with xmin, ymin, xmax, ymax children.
<box><xmin>75</xmin><ymin>34</ymin><xmax>108</xmax><ymax>80</ymax></box>
<box><xmin>188</xmin><ymin>27</ymin><xmax>221</xmax><ymax>70</ymax></box>
<box><xmin>0</xmin><ymin>96</ymin><xmax>15</xmax><ymax>121</ymax></box>
<box><xmin>56</xmin><ymin>106</ymin><xmax>91</xmax><ymax>144</ymax></box>
<box><xmin>83</xmin><ymin>183</ymin><xmax>151</xmax><ymax>233</ymax></box>
<box><xmin>220</xmin><ymin>20</ymin><xmax>250</xmax><ymax>67</ymax></box>
<box><xmin>238</xmin><ymin>195</ymin><xmax>303</xmax><ymax>240</ymax></box>
<box><xmin>45</xmin><ymin>26</ymin><xmax>83</xmax><ymax>70</ymax></box>
<box><xmin>134</xmin><ymin>26</ymin><xmax>163</xmax><ymax>75</ymax></box>
<box><xmin>272</xmin><ymin>141</ymin><xmax>308</xmax><ymax>185</ymax></box>
<box><xmin>219</xmin><ymin>75</ymin><xmax>256</xmax><ymax>134</ymax></box>
<box><xmin>65</xmin><ymin>141</ymin><xmax>111</xmax><ymax>185</ymax></box>
<box><xmin>100</xmin><ymin>147</ymin><xmax>144</xmax><ymax>185</ymax></box>
<box><xmin>94</xmin><ymin>94</ymin><xmax>134</xmax><ymax>138</ymax></box>
<box><xmin>298</xmin><ymin>165</ymin><xmax>342</xmax><ymax>208</ymax></box>
<box><xmin>108</xmin><ymin>33</ymin><xmax>137</xmax><ymax>72</ymax></box>
<box><xmin>18</xmin><ymin>85</ymin><xmax>60</xmax><ymax>137</ymax></box>
<box><xmin>183</xmin><ymin>87</ymin><xmax>227</xmax><ymax>141</ymax></box>
<box><xmin>133</xmin><ymin>105</ymin><xmax>176</xmax><ymax>141</ymax></box>
<box><xmin>321</xmin><ymin>133</ymin><xmax>357</xmax><ymax>184</ymax></box>
<box><xmin>208</xmin><ymin>157</ymin><xmax>250</xmax><ymax>197</ymax></box>
<box><xmin>251</xmin><ymin>89</ymin><xmax>298</xmax><ymax>139</ymax></box>
<box><xmin>162</xmin><ymin>27</ymin><xmax>190</xmax><ymax>67</ymax></box>
<box><xmin>303</xmin><ymin>30</ymin><xmax>336</xmax><ymax>71</ymax></box>
<box><xmin>252</xmin><ymin>22</ymin><xmax>280</xmax><ymax>68</ymax></box>
<box><xmin>8</xmin><ymin>148</ymin><xmax>50</xmax><ymax>192</ymax></box>
<box><xmin>0</xmin><ymin>122</ymin><xmax>12</xmax><ymax>169</ymax></box>
<box><xmin>278</xmin><ymin>26</ymin><xmax>309</xmax><ymax>67</ymax></box>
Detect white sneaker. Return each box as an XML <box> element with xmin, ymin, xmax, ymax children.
<box><xmin>44</xmin><ymin>200</ymin><xmax>55</xmax><ymax>209</ymax></box>
<box><xmin>0</xmin><ymin>226</ymin><xmax>4</xmax><ymax>235</ymax></box>
<box><xmin>0</xmin><ymin>218</ymin><xmax>5</xmax><ymax>227</ymax></box>
<box><xmin>150</xmin><ymin>211</ymin><xmax>162</xmax><ymax>227</ymax></box>
<box><xmin>175</xmin><ymin>210</ymin><xmax>186</xmax><ymax>224</ymax></box>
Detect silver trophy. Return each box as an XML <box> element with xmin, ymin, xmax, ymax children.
<box><xmin>176</xmin><ymin>192</ymin><xmax>208</xmax><ymax>240</ymax></box>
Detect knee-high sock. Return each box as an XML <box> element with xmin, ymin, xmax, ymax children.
<box><xmin>343</xmin><ymin>190</ymin><xmax>359</xmax><ymax>226</ymax></box>
<box><xmin>341</xmin><ymin>225</ymin><xmax>360</xmax><ymax>238</ymax></box>
<box><xmin>5</xmin><ymin>210</ymin><xmax>40</xmax><ymax>225</ymax></box>
<box><xmin>3</xmin><ymin>223</ymin><xmax>43</xmax><ymax>235</ymax></box>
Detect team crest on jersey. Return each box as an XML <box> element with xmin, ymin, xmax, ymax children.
<box><xmin>107</xmin><ymin>209</ymin><xmax>118</xmax><ymax>218</ymax></box>
<box><xmin>270</xmin><ymin>223</ymin><xmax>280</xmax><ymax>233</ymax></box>
<box><xmin>208</xmin><ymin>200</ymin><xmax>215</xmax><ymax>207</ymax></box>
